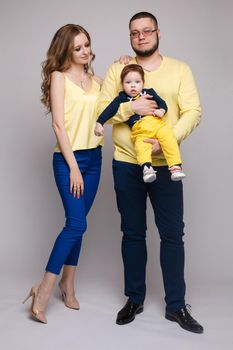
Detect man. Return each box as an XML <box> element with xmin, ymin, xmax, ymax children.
<box><xmin>98</xmin><ymin>12</ymin><xmax>203</xmax><ymax>334</ymax></box>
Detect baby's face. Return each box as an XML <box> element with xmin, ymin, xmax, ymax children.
<box><xmin>122</xmin><ymin>71</ymin><xmax>144</xmax><ymax>97</ymax></box>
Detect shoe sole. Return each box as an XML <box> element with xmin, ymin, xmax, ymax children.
<box><xmin>116</xmin><ymin>306</ymin><xmax>144</xmax><ymax>325</ymax></box>
<box><xmin>165</xmin><ymin>314</ymin><xmax>203</xmax><ymax>334</ymax></box>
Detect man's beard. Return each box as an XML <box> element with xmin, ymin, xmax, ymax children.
<box><xmin>132</xmin><ymin>35</ymin><xmax>159</xmax><ymax>58</ymax></box>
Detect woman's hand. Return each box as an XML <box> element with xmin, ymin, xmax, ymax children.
<box><xmin>70</xmin><ymin>166</ymin><xmax>84</xmax><ymax>199</ymax></box>
<box><xmin>131</xmin><ymin>95</ymin><xmax>158</xmax><ymax>116</ymax></box>
<box><xmin>115</xmin><ymin>55</ymin><xmax>133</xmax><ymax>65</ymax></box>
<box><xmin>144</xmin><ymin>138</ymin><xmax>162</xmax><ymax>155</ymax></box>
<box><xmin>94</xmin><ymin>122</ymin><xmax>104</xmax><ymax>136</ymax></box>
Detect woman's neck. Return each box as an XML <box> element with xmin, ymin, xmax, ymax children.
<box><xmin>66</xmin><ymin>63</ymin><xmax>91</xmax><ymax>91</ymax></box>
<box><xmin>67</xmin><ymin>64</ymin><xmax>86</xmax><ymax>77</ymax></box>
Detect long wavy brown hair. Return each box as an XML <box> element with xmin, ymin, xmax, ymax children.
<box><xmin>41</xmin><ymin>24</ymin><xmax>95</xmax><ymax>111</ymax></box>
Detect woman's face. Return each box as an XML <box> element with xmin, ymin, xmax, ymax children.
<box><xmin>71</xmin><ymin>33</ymin><xmax>91</xmax><ymax>65</ymax></box>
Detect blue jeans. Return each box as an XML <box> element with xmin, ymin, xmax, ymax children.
<box><xmin>45</xmin><ymin>147</ymin><xmax>102</xmax><ymax>275</ymax></box>
<box><xmin>112</xmin><ymin>160</ymin><xmax>185</xmax><ymax>312</ymax></box>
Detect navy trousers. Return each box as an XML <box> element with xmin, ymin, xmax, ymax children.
<box><xmin>112</xmin><ymin>159</ymin><xmax>186</xmax><ymax>312</ymax></box>
<box><xmin>45</xmin><ymin>146</ymin><xmax>102</xmax><ymax>275</ymax></box>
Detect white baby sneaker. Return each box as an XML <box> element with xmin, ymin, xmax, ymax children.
<box><xmin>143</xmin><ymin>165</ymin><xmax>157</xmax><ymax>183</ymax></box>
<box><xmin>170</xmin><ymin>166</ymin><xmax>186</xmax><ymax>181</ymax></box>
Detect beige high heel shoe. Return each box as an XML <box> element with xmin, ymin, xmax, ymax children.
<box><xmin>58</xmin><ymin>282</ymin><xmax>80</xmax><ymax>310</ymax></box>
<box><xmin>22</xmin><ymin>286</ymin><xmax>48</xmax><ymax>324</ymax></box>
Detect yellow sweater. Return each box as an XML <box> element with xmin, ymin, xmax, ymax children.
<box><xmin>55</xmin><ymin>76</ymin><xmax>103</xmax><ymax>152</ymax></box>
<box><xmin>97</xmin><ymin>56</ymin><xmax>201</xmax><ymax>166</ymax></box>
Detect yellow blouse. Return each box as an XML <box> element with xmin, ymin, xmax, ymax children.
<box><xmin>55</xmin><ymin>76</ymin><xmax>103</xmax><ymax>152</ymax></box>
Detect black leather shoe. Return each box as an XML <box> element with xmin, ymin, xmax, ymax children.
<box><xmin>116</xmin><ymin>300</ymin><xmax>144</xmax><ymax>325</ymax></box>
<box><xmin>165</xmin><ymin>304</ymin><xmax>204</xmax><ymax>334</ymax></box>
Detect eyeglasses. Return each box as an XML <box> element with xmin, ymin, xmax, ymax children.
<box><xmin>130</xmin><ymin>28</ymin><xmax>158</xmax><ymax>39</ymax></box>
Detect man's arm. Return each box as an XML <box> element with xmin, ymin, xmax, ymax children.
<box><xmin>146</xmin><ymin>88</ymin><xmax>168</xmax><ymax>114</ymax></box>
<box><xmin>98</xmin><ymin>63</ymin><xmax>158</xmax><ymax>124</ymax></box>
<box><xmin>173</xmin><ymin>65</ymin><xmax>201</xmax><ymax>143</ymax></box>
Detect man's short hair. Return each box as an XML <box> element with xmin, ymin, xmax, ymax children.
<box><xmin>129</xmin><ymin>12</ymin><xmax>158</xmax><ymax>28</ymax></box>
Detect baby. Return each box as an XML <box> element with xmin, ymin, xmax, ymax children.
<box><xmin>95</xmin><ymin>64</ymin><xmax>185</xmax><ymax>182</ymax></box>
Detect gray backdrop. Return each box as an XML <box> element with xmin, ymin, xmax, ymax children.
<box><xmin>1</xmin><ymin>0</ymin><xmax>232</xmax><ymax>319</ymax></box>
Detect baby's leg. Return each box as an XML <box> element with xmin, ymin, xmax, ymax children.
<box><xmin>156</xmin><ymin>124</ymin><xmax>185</xmax><ymax>181</ymax></box>
<box><xmin>131</xmin><ymin>121</ymin><xmax>156</xmax><ymax>183</ymax></box>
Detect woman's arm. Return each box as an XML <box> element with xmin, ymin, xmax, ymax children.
<box><xmin>50</xmin><ymin>71</ymin><xmax>84</xmax><ymax>198</ymax></box>
<box><xmin>114</xmin><ymin>55</ymin><xmax>133</xmax><ymax>64</ymax></box>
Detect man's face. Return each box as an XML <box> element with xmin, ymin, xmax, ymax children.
<box><xmin>129</xmin><ymin>18</ymin><xmax>160</xmax><ymax>57</ymax></box>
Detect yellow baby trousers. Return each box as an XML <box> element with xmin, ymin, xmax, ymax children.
<box><xmin>131</xmin><ymin>116</ymin><xmax>182</xmax><ymax>167</ymax></box>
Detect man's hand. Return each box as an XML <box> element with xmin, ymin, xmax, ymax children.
<box><xmin>131</xmin><ymin>95</ymin><xmax>158</xmax><ymax>116</ymax></box>
<box><xmin>144</xmin><ymin>138</ymin><xmax>162</xmax><ymax>155</ymax></box>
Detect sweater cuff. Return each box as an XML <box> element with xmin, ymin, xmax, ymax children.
<box><xmin>118</xmin><ymin>101</ymin><xmax>133</xmax><ymax>120</ymax></box>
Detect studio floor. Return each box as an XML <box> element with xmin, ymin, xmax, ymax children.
<box><xmin>1</xmin><ymin>276</ymin><xmax>232</xmax><ymax>350</ymax></box>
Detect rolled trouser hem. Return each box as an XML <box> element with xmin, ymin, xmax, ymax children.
<box><xmin>128</xmin><ymin>298</ymin><xmax>145</xmax><ymax>304</ymax></box>
<box><xmin>165</xmin><ymin>301</ymin><xmax>185</xmax><ymax>313</ymax></box>
<box><xmin>126</xmin><ymin>294</ymin><xmax>145</xmax><ymax>305</ymax></box>
<box><xmin>45</xmin><ymin>267</ymin><xmax>61</xmax><ymax>275</ymax></box>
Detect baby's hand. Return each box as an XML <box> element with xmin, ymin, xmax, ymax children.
<box><xmin>154</xmin><ymin>108</ymin><xmax>165</xmax><ymax>118</ymax></box>
<box><xmin>94</xmin><ymin>122</ymin><xmax>104</xmax><ymax>136</ymax></box>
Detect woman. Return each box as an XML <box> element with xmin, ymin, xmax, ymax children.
<box><xmin>23</xmin><ymin>24</ymin><xmax>103</xmax><ymax>323</ymax></box>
